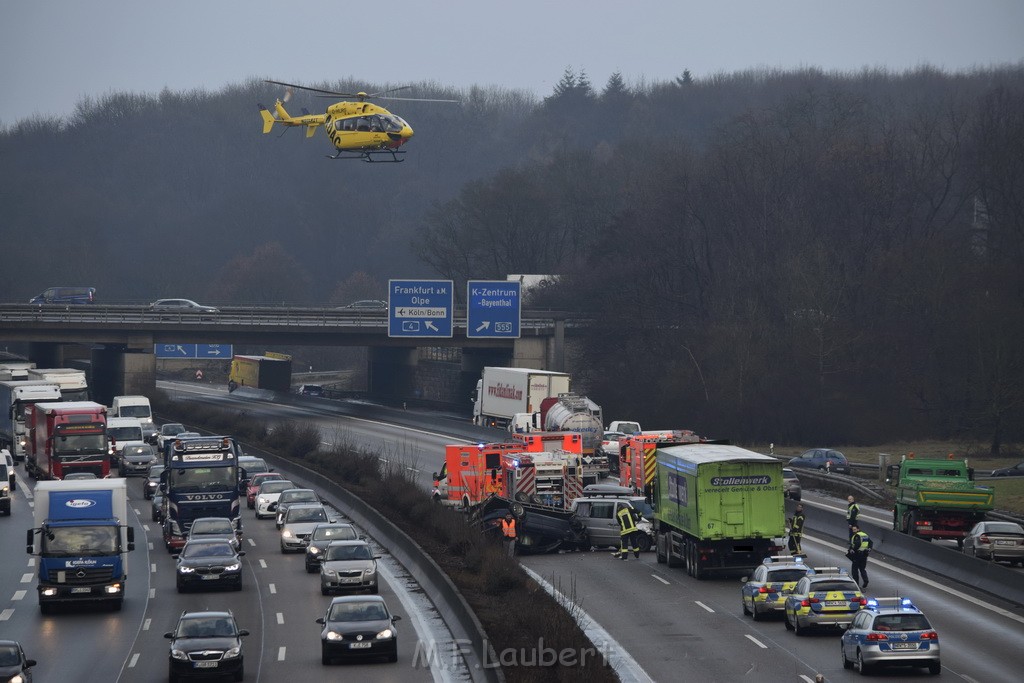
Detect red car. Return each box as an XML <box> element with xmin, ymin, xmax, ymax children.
<box><xmin>247</xmin><ymin>472</ymin><xmax>286</xmax><ymax>509</ymax></box>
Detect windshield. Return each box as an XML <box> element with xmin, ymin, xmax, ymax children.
<box><xmin>43</xmin><ymin>525</ymin><xmax>119</xmax><ymax>555</ymax></box>
<box><xmin>282</xmin><ymin>491</ymin><xmax>317</xmax><ymax>503</ymax></box>
<box><xmin>240</xmin><ymin>460</ymin><xmax>269</xmax><ymax>475</ymax></box>
<box><xmin>811</xmin><ymin>581</ymin><xmax>859</xmax><ymax>593</ymax></box>
<box><xmin>59</xmin><ymin>388</ymin><xmax>89</xmax><ymax>402</ymax></box>
<box><xmin>261</xmin><ymin>481</ymin><xmax>294</xmax><ymax>494</ymax></box>
<box><xmin>148</xmin><ymin>467</ymin><xmax>165</xmax><ymax>480</ymax></box>
<box><xmin>109</xmin><ymin>427</ymin><xmax>143</xmax><ymax>441</ymax></box>
<box><xmin>329</xmin><ymin>601</ymin><xmax>387</xmax><ymax>621</ymax></box>
<box><xmin>287</xmin><ymin>507</ymin><xmax>327</xmax><ymax>523</ymax></box>
<box><xmin>313</xmin><ymin>526</ymin><xmax>356</xmax><ymax>541</ymax></box>
<box><xmin>0</xmin><ymin>645</ymin><xmax>19</xmax><ymax>667</ymax></box>
<box><xmin>192</xmin><ymin>520</ymin><xmax>233</xmax><ymax>535</ymax></box>
<box><xmin>119</xmin><ymin>405</ymin><xmax>150</xmax><ymax>418</ymax></box>
<box><xmin>873</xmin><ymin>614</ymin><xmax>932</xmax><ymax>631</ymax></box>
<box><xmin>327</xmin><ymin>544</ymin><xmax>372</xmax><ymax>561</ymax></box>
<box><xmin>986</xmin><ymin>523</ymin><xmax>1024</xmax><ymax>534</ymax></box>
<box><xmin>768</xmin><ymin>569</ymin><xmax>808</xmax><ymax>582</ymax></box>
<box><xmin>178</xmin><ymin>617</ymin><xmax>236</xmax><ymax>638</ymax></box>
<box><xmin>161</xmin><ymin>423</ymin><xmax>185</xmax><ymax>435</ymax></box>
<box><xmin>168</xmin><ymin>466</ymin><xmax>238</xmax><ymax>493</ymax></box>
<box><xmin>182</xmin><ymin>542</ymin><xmax>235</xmax><ymax>558</ymax></box>
<box><xmin>54</xmin><ymin>429</ymin><xmax>107</xmax><ymax>455</ymax></box>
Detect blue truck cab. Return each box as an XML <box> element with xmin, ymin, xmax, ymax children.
<box><xmin>27</xmin><ymin>479</ymin><xmax>134</xmax><ymax>613</ymax></box>
<box><xmin>160</xmin><ymin>435</ymin><xmax>241</xmax><ymax>552</ymax></box>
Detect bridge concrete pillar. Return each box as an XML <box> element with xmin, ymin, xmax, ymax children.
<box><xmin>367</xmin><ymin>347</ymin><xmax>418</xmax><ymax>402</ymax></box>
<box><xmin>28</xmin><ymin>342</ymin><xmax>63</xmax><ymax>368</ymax></box>
<box><xmin>91</xmin><ymin>347</ymin><xmax>155</xmax><ymax>406</ymax></box>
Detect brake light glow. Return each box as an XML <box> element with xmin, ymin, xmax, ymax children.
<box><xmin>866</xmin><ymin>633</ymin><xmax>888</xmax><ymax>641</ymax></box>
<box><xmin>920</xmin><ymin>631</ymin><xmax>938</xmax><ymax>640</ymax></box>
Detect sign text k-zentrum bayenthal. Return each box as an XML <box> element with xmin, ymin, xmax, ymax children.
<box><xmin>466</xmin><ymin>280</ymin><xmax>521</xmax><ymax>338</ymax></box>
<box><xmin>388</xmin><ymin>280</ymin><xmax>453</xmax><ymax>338</ymax></box>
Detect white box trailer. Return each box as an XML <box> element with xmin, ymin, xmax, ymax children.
<box><xmin>472</xmin><ymin>367</ymin><xmax>571</xmax><ymax>429</ymax></box>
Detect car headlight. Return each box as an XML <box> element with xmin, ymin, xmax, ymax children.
<box><xmin>225</xmin><ymin>645</ymin><xmax>241</xmax><ymax>658</ymax></box>
<box><xmin>376</xmin><ymin>628</ymin><xmax>394</xmax><ymax>639</ymax></box>
<box><xmin>258</xmin><ymin>497</ymin><xmax>268</xmax><ymax>504</ymax></box>
<box><xmin>177</xmin><ymin>565</ymin><xmax>195</xmax><ymax>574</ymax></box>
<box><xmin>1</xmin><ymin>485</ymin><xmax>8</xmax><ymax>494</ymax></box>
<box><xmin>325</xmin><ymin>631</ymin><xmax>343</xmax><ymax>640</ymax></box>
<box><xmin>225</xmin><ymin>562</ymin><xmax>241</xmax><ymax>571</ymax></box>
<box><xmin>322</xmin><ymin>569</ymin><xmax>336</xmax><ymax>577</ymax></box>
<box><xmin>365</xmin><ymin>566</ymin><xmax>376</xmax><ymax>575</ymax></box>
<box><xmin>171</xmin><ymin>649</ymin><xmax>188</xmax><ymax>660</ymax></box>
<box><xmin>308</xmin><ymin>546</ymin><xmax>320</xmax><ymax>555</ymax></box>
<box><xmin>281</xmin><ymin>530</ymin><xmax>293</xmax><ymax>538</ymax></box>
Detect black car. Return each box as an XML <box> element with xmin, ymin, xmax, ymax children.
<box><xmin>119</xmin><ymin>443</ymin><xmax>158</xmax><ymax>477</ymax></box>
<box><xmin>991</xmin><ymin>461</ymin><xmax>1024</xmax><ymax>477</ymax></box>
<box><xmin>144</xmin><ymin>465</ymin><xmax>166</xmax><ymax>500</ymax></box>
<box><xmin>174</xmin><ymin>540</ymin><xmax>245</xmax><ymax>592</ymax></box>
<box><xmin>0</xmin><ymin>640</ymin><xmax>36</xmax><ymax>682</ymax></box>
<box><xmin>787</xmin><ymin>448</ymin><xmax>852</xmax><ymax>475</ymax></box>
<box><xmin>317</xmin><ymin>595</ymin><xmax>400</xmax><ymax>664</ymax></box>
<box><xmin>165</xmin><ymin>610</ymin><xmax>248</xmax><ymax>682</ymax></box>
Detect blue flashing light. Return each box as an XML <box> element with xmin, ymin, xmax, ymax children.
<box><xmin>867</xmin><ymin>599</ymin><xmax>879</xmax><ymax>608</ymax></box>
<box><xmin>511</xmin><ymin>458</ymin><xmax>520</xmax><ymax>468</ymax></box>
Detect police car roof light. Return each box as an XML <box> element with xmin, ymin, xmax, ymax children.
<box><xmin>812</xmin><ymin>566</ymin><xmax>844</xmax><ymax>574</ymax></box>
<box><xmin>763</xmin><ymin>555</ymin><xmax>795</xmax><ymax>564</ymax></box>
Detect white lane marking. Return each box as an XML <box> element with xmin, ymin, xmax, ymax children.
<box><xmin>142</xmin><ymin>524</ymin><xmax>150</xmax><ymax>532</ymax></box>
<box><xmin>695</xmin><ymin>601</ymin><xmax>715</xmax><ymax>613</ymax></box>
<box><xmin>269</xmin><ymin>583</ymin><xmax>277</xmax><ymax>594</ymax></box>
<box><xmin>745</xmin><ymin>634</ymin><xmax>768</xmax><ymax>649</ymax></box>
<box><xmin>27</xmin><ymin>558</ymin><xmax>35</xmax><ymax>567</ymax></box>
<box><xmin>799</xmin><ymin>676</ymin><xmax>817</xmax><ymax>683</ymax></box>
<box><xmin>143</xmin><ymin>618</ymin><xmax>152</xmax><ymax>631</ymax></box>
<box><xmin>149</xmin><ymin>588</ymin><xmax>156</xmax><ymax>598</ymax></box>
<box><xmin>276</xmin><ymin>612</ymin><xmax>284</xmax><ymax>625</ymax></box>
<box><xmin>259</xmin><ymin>559</ymin><xmax>267</xmax><ymax>569</ymax></box>
<box><xmin>20</xmin><ymin>573</ymin><xmax>32</xmax><ymax>583</ymax></box>
<box><xmin>128</xmin><ymin>654</ymin><xmax>140</xmax><ymax>668</ymax></box>
<box><xmin>0</xmin><ymin>609</ymin><xmax>13</xmax><ymax>621</ymax></box>
<box><xmin>522</xmin><ymin>565</ymin><xmax>655</xmax><ymax>683</ymax></box>
<box><xmin>13</xmin><ymin>590</ymin><xmax>26</xmax><ymax>601</ymax></box>
<box><xmin>651</xmin><ymin>574</ymin><xmax>670</xmax><ymax>585</ymax></box>
<box><xmin>247</xmin><ymin>538</ymin><xmax>256</xmax><ymax>547</ymax></box>
<box><xmin>277</xmin><ymin>646</ymin><xmax>286</xmax><ymax>661</ymax></box>
<box><xmin>151</xmin><ymin>563</ymin><xmax>157</xmax><ymax>573</ymax></box>
<box><xmin>133</xmin><ymin>508</ymin><xmax>141</xmax><ymax>515</ymax></box>
<box><xmin>804</xmin><ymin>536</ymin><xmax>1024</xmax><ymax>625</ymax></box>
<box><xmin>148</xmin><ymin>542</ymin><xmax>154</xmax><ymax>551</ymax></box>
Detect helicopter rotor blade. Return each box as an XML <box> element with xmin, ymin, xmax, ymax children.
<box><xmin>283</xmin><ymin>87</ymin><xmax>293</xmax><ymax>104</ymax></box>
<box><xmin>373</xmin><ymin>95</ymin><xmax>461</xmax><ymax>103</ymax></box>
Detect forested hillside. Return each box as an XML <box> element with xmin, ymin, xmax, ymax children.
<box><xmin>2</xmin><ymin>66</ymin><xmax>1022</xmax><ymax>448</ymax></box>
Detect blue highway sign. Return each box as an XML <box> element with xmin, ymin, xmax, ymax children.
<box><xmin>388</xmin><ymin>279</ymin><xmax>453</xmax><ymax>338</ymax></box>
<box><xmin>155</xmin><ymin>343</ymin><xmax>233</xmax><ymax>359</ymax></box>
<box><xmin>466</xmin><ymin>280</ymin><xmax>521</xmax><ymax>338</ymax></box>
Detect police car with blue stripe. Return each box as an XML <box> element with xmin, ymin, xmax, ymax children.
<box><xmin>740</xmin><ymin>555</ymin><xmax>812</xmax><ymax>620</ymax></box>
<box><xmin>840</xmin><ymin>597</ymin><xmax>941</xmax><ymax>675</ymax></box>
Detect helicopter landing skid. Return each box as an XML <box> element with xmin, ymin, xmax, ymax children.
<box><xmin>327</xmin><ymin>149</ymin><xmax>406</xmax><ymax>163</ymax></box>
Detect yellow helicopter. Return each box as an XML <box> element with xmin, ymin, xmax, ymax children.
<box><xmin>258</xmin><ymin>80</ymin><xmax>457</xmax><ymax>162</ymax></box>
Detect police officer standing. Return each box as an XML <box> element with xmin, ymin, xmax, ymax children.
<box><xmin>788</xmin><ymin>504</ymin><xmax>806</xmax><ymax>556</ymax></box>
<box><xmin>848</xmin><ymin>524</ymin><xmax>872</xmax><ymax>589</ymax></box>
<box><xmin>846</xmin><ymin>495</ymin><xmax>860</xmax><ymax>540</ymax></box>
<box><xmin>612</xmin><ymin>505</ymin><xmax>644</xmax><ymax>560</ymax></box>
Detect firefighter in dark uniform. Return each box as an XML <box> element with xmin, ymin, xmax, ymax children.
<box><xmin>788</xmin><ymin>504</ymin><xmax>806</xmax><ymax>556</ymax></box>
<box><xmin>846</xmin><ymin>495</ymin><xmax>860</xmax><ymax>541</ymax></box>
<box><xmin>612</xmin><ymin>505</ymin><xmax>643</xmax><ymax>560</ymax></box>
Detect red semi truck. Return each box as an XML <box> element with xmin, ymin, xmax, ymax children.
<box><xmin>25</xmin><ymin>401</ymin><xmax>111</xmax><ymax>480</ymax></box>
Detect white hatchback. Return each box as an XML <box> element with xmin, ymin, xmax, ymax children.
<box><xmin>255</xmin><ymin>479</ymin><xmax>296</xmax><ymax>519</ymax></box>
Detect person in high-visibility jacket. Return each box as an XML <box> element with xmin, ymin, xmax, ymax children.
<box><xmin>483</xmin><ymin>469</ymin><xmax>501</xmax><ymax>497</ymax></box>
<box><xmin>848</xmin><ymin>524</ymin><xmax>872</xmax><ymax>589</ymax></box>
<box><xmin>788</xmin><ymin>504</ymin><xmax>806</xmax><ymax>556</ymax></box>
<box><xmin>501</xmin><ymin>513</ymin><xmax>517</xmax><ymax>558</ymax></box>
<box><xmin>612</xmin><ymin>505</ymin><xmax>643</xmax><ymax>560</ymax></box>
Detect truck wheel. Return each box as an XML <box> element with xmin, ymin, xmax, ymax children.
<box><xmin>907</xmin><ymin>511</ymin><xmax>918</xmax><ymax>537</ymax></box>
<box><xmin>510</xmin><ymin>501</ymin><xmax>525</xmax><ymax>517</ymax></box>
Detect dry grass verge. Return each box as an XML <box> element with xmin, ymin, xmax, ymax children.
<box><xmin>153</xmin><ymin>393</ymin><xmax>617</xmax><ymax>683</ymax></box>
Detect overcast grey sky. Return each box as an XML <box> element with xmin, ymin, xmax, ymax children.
<box><xmin>2</xmin><ymin>0</ymin><xmax>1022</xmax><ymax>127</ymax></box>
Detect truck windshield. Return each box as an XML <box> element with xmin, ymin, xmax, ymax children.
<box><xmin>54</xmin><ymin>430</ymin><xmax>107</xmax><ymax>454</ymax></box>
<box><xmin>108</xmin><ymin>427</ymin><xmax>143</xmax><ymax>441</ymax></box>
<box><xmin>59</xmin><ymin>389</ymin><xmax>90</xmax><ymax>402</ymax></box>
<box><xmin>169</xmin><ymin>466</ymin><xmax>238</xmax><ymax>493</ymax></box>
<box><xmin>43</xmin><ymin>525</ymin><xmax>119</xmax><ymax>555</ymax></box>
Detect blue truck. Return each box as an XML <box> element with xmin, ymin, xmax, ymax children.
<box><xmin>160</xmin><ymin>434</ymin><xmax>242</xmax><ymax>552</ymax></box>
<box><xmin>26</xmin><ymin>478</ymin><xmax>135</xmax><ymax>613</ymax></box>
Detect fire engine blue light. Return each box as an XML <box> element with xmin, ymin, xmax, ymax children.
<box><xmin>511</xmin><ymin>459</ymin><xmax>519</xmax><ymax>468</ymax></box>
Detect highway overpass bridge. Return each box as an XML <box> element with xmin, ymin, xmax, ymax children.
<box><xmin>0</xmin><ymin>304</ymin><xmax>580</xmax><ymax>405</ymax></box>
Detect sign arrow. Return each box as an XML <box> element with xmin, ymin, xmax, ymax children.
<box><xmin>209</xmin><ymin>349</ymin><xmax>221</xmax><ymax>355</ymax></box>
<box><xmin>176</xmin><ymin>345</ymin><xmax>187</xmax><ymax>355</ymax></box>
<box><xmin>475</xmin><ymin>321</ymin><xmax>491</xmax><ymax>333</ymax></box>
<box><xmin>424</xmin><ymin>321</ymin><xmax>439</xmax><ymax>332</ymax></box>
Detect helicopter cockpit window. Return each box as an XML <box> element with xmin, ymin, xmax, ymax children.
<box><xmin>380</xmin><ymin>115</ymin><xmax>405</xmax><ymax>133</ymax></box>
<box><xmin>336</xmin><ymin>118</ymin><xmax>356</xmax><ymax>132</ymax></box>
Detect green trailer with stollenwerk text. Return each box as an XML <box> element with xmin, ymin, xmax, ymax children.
<box><xmin>653</xmin><ymin>443</ymin><xmax>786</xmax><ymax>579</ymax></box>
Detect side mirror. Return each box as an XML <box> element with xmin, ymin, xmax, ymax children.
<box><xmin>238</xmin><ymin>629</ymin><xmax>250</xmax><ymax>637</ymax></box>
<box><xmin>740</xmin><ymin>576</ymin><xmax>748</xmax><ymax>583</ymax></box>
<box><xmin>373</xmin><ymin>555</ymin><xmax>382</xmax><ymax>560</ymax></box>
<box><xmin>238</xmin><ymin>551</ymin><xmax>246</xmax><ymax>557</ymax></box>
<box><xmin>164</xmin><ymin>632</ymin><xmax>174</xmax><ymax>639</ymax></box>
<box><xmin>315</xmin><ymin>617</ymin><xmax>325</xmax><ymax>625</ymax></box>
<box><xmin>25</xmin><ymin>659</ymin><xmax>37</xmax><ymax>667</ymax></box>
<box><xmin>392</xmin><ymin>615</ymin><xmax>402</xmax><ymax>623</ymax></box>
<box><xmin>431</xmin><ymin>472</ymin><xmax>438</xmax><ymax>480</ymax></box>
<box><xmin>171</xmin><ymin>554</ymin><xmax>180</xmax><ymax>560</ymax></box>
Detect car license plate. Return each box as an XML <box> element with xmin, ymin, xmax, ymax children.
<box><xmin>341</xmin><ymin>578</ymin><xmax>360</xmax><ymax>583</ymax></box>
<box><xmin>201</xmin><ymin>575</ymin><xmax>219</xmax><ymax>580</ymax></box>
<box><xmin>825</xmin><ymin>600</ymin><xmax>846</xmax><ymax>607</ymax></box>
<box><xmin>194</xmin><ymin>661</ymin><xmax>219</xmax><ymax>668</ymax></box>
<box><xmin>995</xmin><ymin>540</ymin><xmax>1014</xmax><ymax>545</ymax></box>
<box><xmin>349</xmin><ymin>642</ymin><xmax>372</xmax><ymax>649</ymax></box>
<box><xmin>71</xmin><ymin>587</ymin><xmax>92</xmax><ymax>594</ymax></box>
<box><xmin>890</xmin><ymin>642</ymin><xmax>918</xmax><ymax>650</ymax></box>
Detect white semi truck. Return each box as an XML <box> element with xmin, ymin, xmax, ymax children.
<box><xmin>471</xmin><ymin>367</ymin><xmax>571</xmax><ymax>430</ymax></box>
<box><xmin>0</xmin><ymin>380</ymin><xmax>62</xmax><ymax>462</ymax></box>
<box><xmin>27</xmin><ymin>368</ymin><xmax>89</xmax><ymax>402</ymax></box>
